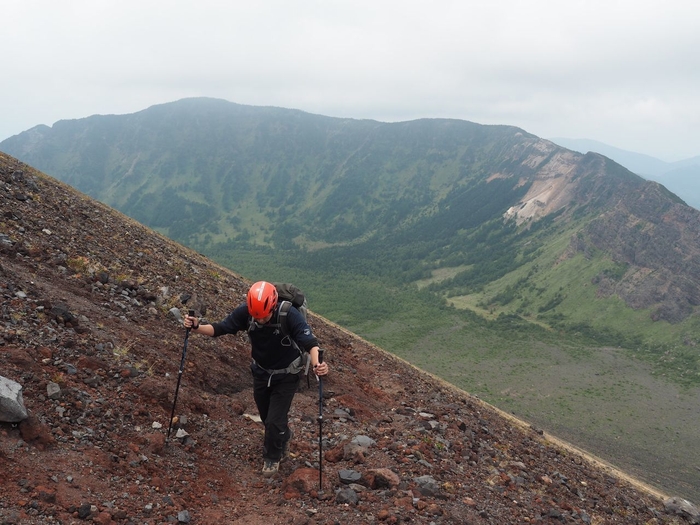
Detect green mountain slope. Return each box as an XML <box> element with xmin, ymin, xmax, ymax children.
<box><xmin>2</xmin><ymin>97</ymin><xmax>699</xmax><ymax>370</ymax></box>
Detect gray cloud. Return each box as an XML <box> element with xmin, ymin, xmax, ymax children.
<box><xmin>2</xmin><ymin>0</ymin><xmax>699</xmax><ymax>160</ymax></box>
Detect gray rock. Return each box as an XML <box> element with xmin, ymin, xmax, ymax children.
<box><xmin>414</xmin><ymin>475</ymin><xmax>441</xmax><ymax>497</ymax></box>
<box><xmin>169</xmin><ymin>307</ymin><xmax>183</xmax><ymax>323</ymax></box>
<box><xmin>0</xmin><ymin>375</ymin><xmax>28</xmax><ymax>422</ymax></box>
<box><xmin>664</xmin><ymin>496</ymin><xmax>700</xmax><ymax>524</ymax></box>
<box><xmin>350</xmin><ymin>435</ymin><xmax>376</xmax><ymax>448</ymax></box>
<box><xmin>335</xmin><ymin>487</ymin><xmax>359</xmax><ymax>505</ymax></box>
<box><xmin>338</xmin><ymin>469</ymin><xmax>362</xmax><ymax>484</ymax></box>
<box><xmin>47</xmin><ymin>381</ymin><xmax>62</xmax><ymax>400</ymax></box>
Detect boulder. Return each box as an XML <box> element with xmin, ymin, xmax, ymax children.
<box><xmin>0</xmin><ymin>375</ymin><xmax>28</xmax><ymax>422</ymax></box>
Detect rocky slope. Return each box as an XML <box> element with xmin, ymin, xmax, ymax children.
<box><xmin>1</xmin><ymin>151</ymin><xmax>698</xmax><ymax>524</ymax></box>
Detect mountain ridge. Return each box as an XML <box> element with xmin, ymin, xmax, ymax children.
<box><xmin>549</xmin><ymin>137</ymin><xmax>700</xmax><ymax>210</ymax></box>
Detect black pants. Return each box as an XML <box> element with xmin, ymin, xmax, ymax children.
<box><xmin>252</xmin><ymin>372</ymin><xmax>299</xmax><ymax>461</ymax></box>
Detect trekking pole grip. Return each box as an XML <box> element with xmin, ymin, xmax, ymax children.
<box><xmin>185</xmin><ymin>310</ymin><xmax>195</xmax><ymax>334</ymax></box>
<box><xmin>318</xmin><ymin>348</ymin><xmax>324</xmax><ymax>364</ymax></box>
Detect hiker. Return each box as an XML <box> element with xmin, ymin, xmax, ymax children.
<box><xmin>183</xmin><ymin>280</ymin><xmax>329</xmax><ymax>477</ymax></box>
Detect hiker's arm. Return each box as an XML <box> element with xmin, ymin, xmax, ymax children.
<box><xmin>310</xmin><ymin>346</ymin><xmax>328</xmax><ymax>376</ymax></box>
<box><xmin>184</xmin><ymin>314</ymin><xmax>214</xmax><ymax>336</ymax></box>
<box><xmin>184</xmin><ymin>305</ymin><xmax>248</xmax><ymax>337</ymax></box>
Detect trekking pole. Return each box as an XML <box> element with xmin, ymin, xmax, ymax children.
<box><xmin>166</xmin><ymin>309</ymin><xmax>194</xmax><ymax>443</ymax></box>
<box><xmin>317</xmin><ymin>348</ymin><xmax>324</xmax><ymax>490</ymax></box>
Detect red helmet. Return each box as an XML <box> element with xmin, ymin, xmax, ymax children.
<box><xmin>247</xmin><ymin>281</ymin><xmax>278</xmax><ymax>319</ymax></box>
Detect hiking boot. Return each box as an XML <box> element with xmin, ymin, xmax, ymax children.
<box><xmin>262</xmin><ymin>459</ymin><xmax>279</xmax><ymax>477</ymax></box>
<box><xmin>282</xmin><ymin>429</ymin><xmax>294</xmax><ymax>459</ymax></box>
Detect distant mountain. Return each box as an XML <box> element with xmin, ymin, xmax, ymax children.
<box><xmin>550</xmin><ymin>137</ymin><xmax>700</xmax><ymax>209</ymax></box>
<box><xmin>2</xmin><ymin>98</ymin><xmax>699</xmax><ymax>350</ymax></box>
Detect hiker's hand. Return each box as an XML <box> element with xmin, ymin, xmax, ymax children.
<box><xmin>313</xmin><ymin>361</ymin><xmax>328</xmax><ymax>376</ymax></box>
<box><xmin>184</xmin><ymin>314</ymin><xmax>199</xmax><ymax>330</ymax></box>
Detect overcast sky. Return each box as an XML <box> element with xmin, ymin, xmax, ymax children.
<box><xmin>3</xmin><ymin>1</ymin><xmax>699</xmax><ymax>161</ymax></box>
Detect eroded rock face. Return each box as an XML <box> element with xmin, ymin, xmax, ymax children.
<box><xmin>503</xmin><ymin>147</ymin><xmax>582</xmax><ymax>226</ymax></box>
<box><xmin>579</xmin><ymin>183</ymin><xmax>700</xmax><ymax>322</ymax></box>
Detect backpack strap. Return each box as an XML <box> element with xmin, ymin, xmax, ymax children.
<box><xmin>277</xmin><ymin>300</ymin><xmax>312</xmax><ymax>385</ymax></box>
<box><xmin>277</xmin><ymin>300</ymin><xmax>293</xmax><ymax>338</ymax></box>
<box><xmin>252</xmin><ymin>355</ymin><xmax>305</xmax><ymax>387</ymax></box>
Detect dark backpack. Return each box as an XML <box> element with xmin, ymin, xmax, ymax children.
<box><xmin>272</xmin><ymin>282</ymin><xmax>308</xmax><ymax>327</ymax></box>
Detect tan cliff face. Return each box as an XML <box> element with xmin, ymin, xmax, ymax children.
<box><xmin>503</xmin><ymin>145</ymin><xmax>582</xmax><ymax>226</ymax></box>
<box><xmin>1</xmin><ymin>154</ymin><xmax>695</xmax><ymax>524</ymax></box>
